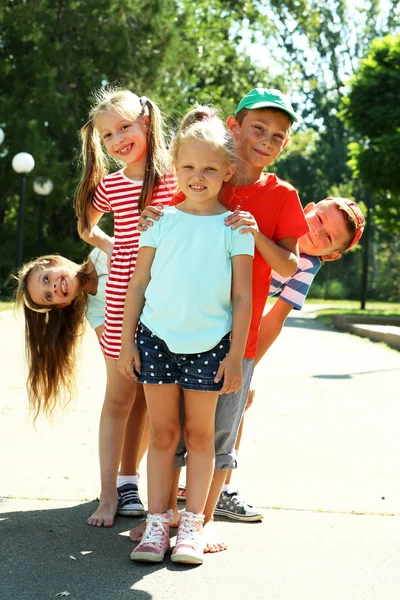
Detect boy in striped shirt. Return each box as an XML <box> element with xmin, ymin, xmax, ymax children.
<box><xmin>215</xmin><ymin>196</ymin><xmax>365</xmax><ymax>523</ymax></box>
<box><xmin>257</xmin><ymin>196</ymin><xmax>365</xmax><ymax>360</ymax></box>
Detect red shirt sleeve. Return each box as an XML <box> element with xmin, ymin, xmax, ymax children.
<box><xmin>275</xmin><ymin>188</ymin><xmax>309</xmax><ymax>241</ymax></box>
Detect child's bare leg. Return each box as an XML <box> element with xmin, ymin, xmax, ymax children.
<box><xmin>203</xmin><ymin>470</ymin><xmax>228</xmax><ymax>552</ymax></box>
<box><xmin>138</xmin><ymin>411</ymin><xmax>150</xmax><ymax>469</ymax></box>
<box><xmin>88</xmin><ymin>357</ymin><xmax>136</xmax><ymax>527</ymax></box>
<box><xmin>127</xmin><ymin>412</ymin><xmax>150</xmax><ymax>542</ymax></box>
<box><xmin>167</xmin><ymin>467</ymin><xmax>181</xmax><ymax>525</ymax></box>
<box><xmin>119</xmin><ymin>383</ymin><xmax>147</xmax><ymax>475</ymax></box>
<box><xmin>184</xmin><ymin>390</ymin><xmax>219</xmax><ymax>515</ymax></box>
<box><xmin>145</xmin><ymin>383</ymin><xmax>181</xmax><ymax>514</ymax></box>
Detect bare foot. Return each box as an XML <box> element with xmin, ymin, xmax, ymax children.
<box><xmin>169</xmin><ymin>507</ymin><xmax>179</xmax><ymax>528</ymax></box>
<box><xmin>130</xmin><ymin>520</ymin><xmax>146</xmax><ymax>542</ymax></box>
<box><xmin>203</xmin><ymin>522</ymin><xmax>227</xmax><ymax>553</ymax></box>
<box><xmin>87</xmin><ymin>499</ymin><xmax>117</xmax><ymax>527</ymax></box>
<box><xmin>177</xmin><ymin>486</ymin><xmax>186</xmax><ymax>501</ymax></box>
<box><xmin>129</xmin><ymin>508</ymin><xmax>179</xmax><ymax>542</ymax></box>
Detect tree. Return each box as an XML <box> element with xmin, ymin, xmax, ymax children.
<box><xmin>0</xmin><ymin>0</ymin><xmax>270</xmax><ymax>290</ymax></box>
<box><xmin>340</xmin><ymin>34</ymin><xmax>400</xmax><ymax>234</ymax></box>
<box><xmin>251</xmin><ymin>0</ymin><xmax>398</xmax><ymax>207</ymax></box>
<box><xmin>1</xmin><ymin>0</ymin><xmax>397</xmax><ymax>299</ymax></box>
<box><xmin>0</xmin><ymin>0</ymin><xmax>179</xmax><ymax>283</ymax></box>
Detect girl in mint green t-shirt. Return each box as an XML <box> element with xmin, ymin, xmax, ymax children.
<box><xmin>118</xmin><ymin>106</ymin><xmax>254</xmax><ymax>566</ymax></box>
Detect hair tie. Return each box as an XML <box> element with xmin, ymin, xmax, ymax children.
<box><xmin>202</xmin><ymin>110</ymin><xmax>219</xmax><ymax>122</ymax></box>
<box><xmin>140</xmin><ymin>96</ymin><xmax>149</xmax><ymax>107</ymax></box>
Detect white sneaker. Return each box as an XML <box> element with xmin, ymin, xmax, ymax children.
<box><xmin>171</xmin><ymin>511</ymin><xmax>204</xmax><ymax>565</ymax></box>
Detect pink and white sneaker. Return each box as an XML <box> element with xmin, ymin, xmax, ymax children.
<box><xmin>130</xmin><ymin>512</ymin><xmax>170</xmax><ymax>563</ymax></box>
<box><xmin>171</xmin><ymin>511</ymin><xmax>205</xmax><ymax>565</ymax></box>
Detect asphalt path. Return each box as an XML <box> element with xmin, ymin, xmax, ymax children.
<box><xmin>1</xmin><ymin>306</ymin><xmax>399</xmax><ymax>600</ymax></box>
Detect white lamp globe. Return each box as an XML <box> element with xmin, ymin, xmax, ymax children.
<box><xmin>12</xmin><ymin>152</ymin><xmax>35</xmax><ymax>174</ymax></box>
<box><xmin>34</xmin><ymin>178</ymin><xmax>54</xmax><ymax>196</ymax></box>
<box><xmin>0</xmin><ymin>128</ymin><xmax>4</xmax><ymax>145</ymax></box>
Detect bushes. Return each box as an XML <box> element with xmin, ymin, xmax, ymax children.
<box><xmin>308</xmin><ymin>279</ymin><xmax>346</xmax><ymax>300</ymax></box>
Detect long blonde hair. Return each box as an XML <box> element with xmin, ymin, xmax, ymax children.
<box><xmin>75</xmin><ymin>87</ymin><xmax>169</xmax><ymax>232</ymax></box>
<box><xmin>15</xmin><ymin>255</ymin><xmax>91</xmax><ymax>421</ymax></box>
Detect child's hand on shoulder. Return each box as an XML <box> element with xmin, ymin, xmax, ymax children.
<box><xmin>214</xmin><ymin>353</ymin><xmax>242</xmax><ymax>394</ymax></box>
<box><xmin>224</xmin><ymin>209</ymin><xmax>259</xmax><ymax>236</ymax></box>
<box><xmin>137</xmin><ymin>203</ymin><xmax>164</xmax><ymax>231</ymax></box>
<box><xmin>118</xmin><ymin>341</ymin><xmax>141</xmax><ymax>381</ymax></box>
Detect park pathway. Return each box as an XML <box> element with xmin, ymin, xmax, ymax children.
<box><xmin>1</xmin><ymin>306</ymin><xmax>400</xmax><ymax>600</ymax></box>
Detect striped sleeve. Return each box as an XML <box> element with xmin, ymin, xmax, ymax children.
<box><xmin>93</xmin><ymin>178</ymin><xmax>113</xmax><ymax>213</ymax></box>
<box><xmin>269</xmin><ymin>254</ymin><xmax>321</xmax><ymax>310</ymax></box>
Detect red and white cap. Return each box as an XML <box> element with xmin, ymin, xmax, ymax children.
<box><xmin>325</xmin><ymin>197</ymin><xmax>365</xmax><ymax>251</ymax></box>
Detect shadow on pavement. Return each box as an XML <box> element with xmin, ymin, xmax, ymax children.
<box><xmin>0</xmin><ymin>501</ymin><xmax>188</xmax><ymax>600</ymax></box>
<box><xmin>313</xmin><ymin>368</ymin><xmax>400</xmax><ymax>380</ymax></box>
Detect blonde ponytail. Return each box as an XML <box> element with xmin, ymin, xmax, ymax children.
<box><xmin>138</xmin><ymin>97</ymin><xmax>170</xmax><ymax>212</ymax></box>
<box><xmin>75</xmin><ymin>119</ymin><xmax>108</xmax><ymax>233</ymax></box>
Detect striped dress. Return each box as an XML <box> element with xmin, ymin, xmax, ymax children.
<box><xmin>92</xmin><ymin>169</ymin><xmax>175</xmax><ymax>359</ymax></box>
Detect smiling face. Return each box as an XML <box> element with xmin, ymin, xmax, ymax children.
<box><xmin>227</xmin><ymin>108</ymin><xmax>290</xmax><ymax>178</ymax></box>
<box><xmin>175</xmin><ymin>140</ymin><xmax>235</xmax><ymax>208</ymax></box>
<box><xmin>27</xmin><ymin>264</ymin><xmax>80</xmax><ymax>308</ymax></box>
<box><xmin>96</xmin><ymin>109</ymin><xmax>148</xmax><ymax>172</ymax></box>
<box><xmin>299</xmin><ymin>200</ymin><xmax>353</xmax><ymax>259</ymax></box>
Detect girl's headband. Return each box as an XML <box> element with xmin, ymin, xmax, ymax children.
<box><xmin>140</xmin><ymin>96</ymin><xmax>149</xmax><ymax>107</ymax></box>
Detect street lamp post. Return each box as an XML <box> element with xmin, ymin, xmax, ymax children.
<box><xmin>33</xmin><ymin>178</ymin><xmax>53</xmax><ymax>255</ymax></box>
<box><xmin>12</xmin><ymin>152</ymin><xmax>35</xmax><ymax>268</ymax></box>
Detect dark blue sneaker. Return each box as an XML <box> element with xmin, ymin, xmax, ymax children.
<box><xmin>117</xmin><ymin>483</ymin><xmax>145</xmax><ymax>516</ymax></box>
<box><xmin>213</xmin><ymin>489</ymin><xmax>263</xmax><ymax>522</ymax></box>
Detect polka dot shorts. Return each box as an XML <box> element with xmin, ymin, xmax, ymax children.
<box><xmin>136</xmin><ymin>322</ymin><xmax>230</xmax><ymax>392</ymax></box>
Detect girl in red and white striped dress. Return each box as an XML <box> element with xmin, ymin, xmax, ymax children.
<box><xmin>76</xmin><ymin>88</ymin><xmax>175</xmax><ymax>527</ymax></box>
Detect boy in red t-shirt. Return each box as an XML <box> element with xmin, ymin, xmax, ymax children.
<box><xmin>131</xmin><ymin>89</ymin><xmax>309</xmax><ymax>552</ymax></box>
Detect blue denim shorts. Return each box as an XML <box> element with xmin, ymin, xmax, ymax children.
<box><xmin>136</xmin><ymin>323</ymin><xmax>230</xmax><ymax>392</ymax></box>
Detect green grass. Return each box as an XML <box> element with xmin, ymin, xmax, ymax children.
<box><xmin>0</xmin><ymin>300</ymin><xmax>13</xmax><ymax>312</ymax></box>
<box><xmin>309</xmin><ymin>300</ymin><xmax>400</xmax><ymax>326</ymax></box>
<box><xmin>306</xmin><ymin>299</ymin><xmax>400</xmax><ymax>311</ymax></box>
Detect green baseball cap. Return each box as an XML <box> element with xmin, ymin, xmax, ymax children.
<box><xmin>235</xmin><ymin>88</ymin><xmax>300</xmax><ymax>123</ymax></box>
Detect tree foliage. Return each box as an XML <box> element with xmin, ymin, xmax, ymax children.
<box><xmin>0</xmin><ymin>0</ymin><xmax>270</xmax><ymax>290</ymax></box>
<box><xmin>340</xmin><ymin>34</ymin><xmax>400</xmax><ymax>233</ymax></box>
<box><xmin>0</xmin><ymin>0</ymin><xmax>399</xmax><ymax>300</ymax></box>
<box><xmin>253</xmin><ymin>0</ymin><xmax>398</xmax><ymax>212</ymax></box>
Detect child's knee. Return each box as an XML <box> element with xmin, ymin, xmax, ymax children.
<box><xmin>184</xmin><ymin>426</ymin><xmax>214</xmax><ymax>454</ymax></box>
<box><xmin>103</xmin><ymin>389</ymin><xmax>134</xmax><ymax>416</ymax></box>
<box><xmin>151</xmin><ymin>426</ymin><xmax>181</xmax><ymax>452</ymax></box>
